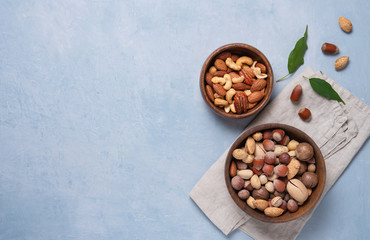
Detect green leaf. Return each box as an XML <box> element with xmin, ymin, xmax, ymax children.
<box><xmin>276</xmin><ymin>25</ymin><xmax>308</xmax><ymax>82</ymax></box>
<box><xmin>307</xmin><ymin>77</ymin><xmax>345</xmax><ymax>104</ymax></box>
<box><xmin>288</xmin><ymin>25</ymin><xmax>308</xmax><ymax>74</ymax></box>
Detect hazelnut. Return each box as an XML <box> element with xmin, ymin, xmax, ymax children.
<box><xmin>298</xmin><ymin>108</ymin><xmax>311</xmax><ymax>120</ymax></box>
<box><xmin>280</xmin><ymin>200</ymin><xmax>287</xmax><ymax>211</ymax></box>
<box><xmin>301</xmin><ymin>172</ymin><xmax>318</xmax><ymax>188</ymax></box>
<box><xmin>278</xmin><ymin>135</ymin><xmax>290</xmax><ymax>146</ymax></box>
<box><xmin>252</xmin><ymin>166</ymin><xmax>263</xmax><ymax>175</ymax></box>
<box><xmin>231</xmin><ymin>176</ymin><xmax>244</xmax><ymax>190</ymax></box>
<box><xmin>264</xmin><ymin>151</ymin><xmax>276</xmax><ymax>164</ymax></box>
<box><xmin>263</xmin><ymin>130</ymin><xmax>273</xmax><ymax>140</ymax></box>
<box><xmin>236</xmin><ymin>160</ymin><xmax>248</xmax><ymax>170</ymax></box>
<box><xmin>287</xmin><ymin>199</ymin><xmax>298</xmax><ymax>212</ymax></box>
<box><xmin>263</xmin><ymin>139</ymin><xmax>275</xmax><ymax>151</ymax></box>
<box><xmin>238</xmin><ymin>189</ymin><xmax>250</xmax><ymax>200</ymax></box>
<box><xmin>253</xmin><ymin>157</ymin><xmax>264</xmax><ymax>170</ymax></box>
<box><xmin>279</xmin><ymin>152</ymin><xmax>291</xmax><ymax>164</ymax></box>
<box><xmin>295</xmin><ymin>142</ymin><xmax>314</xmax><ymax>161</ymax></box>
<box><xmin>273</xmin><ymin>179</ymin><xmax>286</xmax><ymax>193</ymax></box>
<box><xmin>274</xmin><ymin>164</ymin><xmax>288</xmax><ymax>177</ymax></box>
<box><xmin>252</xmin><ymin>186</ymin><xmax>269</xmax><ymax>200</ymax></box>
<box><xmin>272</xmin><ymin>129</ymin><xmax>285</xmax><ymax>142</ymax></box>
<box><xmin>244</xmin><ymin>180</ymin><xmax>253</xmax><ymax>191</ymax></box>
<box><xmin>262</xmin><ymin>164</ymin><xmax>274</xmax><ymax>176</ymax></box>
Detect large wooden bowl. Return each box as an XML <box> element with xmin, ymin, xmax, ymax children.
<box><xmin>225</xmin><ymin>123</ymin><xmax>326</xmax><ymax>223</ymax></box>
<box><xmin>200</xmin><ymin>43</ymin><xmax>273</xmax><ymax>119</ymax></box>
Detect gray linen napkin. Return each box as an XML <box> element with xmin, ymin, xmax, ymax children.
<box><xmin>190</xmin><ymin>67</ymin><xmax>370</xmax><ymax>240</ymax></box>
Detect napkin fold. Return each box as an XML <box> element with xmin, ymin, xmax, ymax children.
<box><xmin>190</xmin><ymin>67</ymin><xmax>370</xmax><ymax>240</ymax></box>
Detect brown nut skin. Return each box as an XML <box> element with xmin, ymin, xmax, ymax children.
<box><xmin>279</xmin><ymin>152</ymin><xmax>291</xmax><ymax>164</ymax></box>
<box><xmin>253</xmin><ymin>157</ymin><xmax>264</xmax><ymax>170</ymax></box>
<box><xmin>252</xmin><ymin>186</ymin><xmax>269</xmax><ymax>200</ymax></box>
<box><xmin>301</xmin><ymin>172</ymin><xmax>318</xmax><ymax>188</ymax></box>
<box><xmin>238</xmin><ymin>189</ymin><xmax>250</xmax><ymax>200</ymax></box>
<box><xmin>287</xmin><ymin>199</ymin><xmax>299</xmax><ymax>212</ymax></box>
<box><xmin>263</xmin><ymin>139</ymin><xmax>275</xmax><ymax>151</ymax></box>
<box><xmin>321</xmin><ymin>43</ymin><xmax>339</xmax><ymax>55</ymax></box>
<box><xmin>290</xmin><ymin>84</ymin><xmax>303</xmax><ymax>101</ymax></box>
<box><xmin>273</xmin><ymin>179</ymin><xmax>286</xmax><ymax>193</ymax></box>
<box><xmin>299</xmin><ymin>108</ymin><xmax>311</xmax><ymax>120</ymax></box>
<box><xmin>295</xmin><ymin>142</ymin><xmax>314</xmax><ymax>161</ymax></box>
<box><xmin>205</xmin><ymin>85</ymin><xmax>215</xmax><ymax>102</ymax></box>
<box><xmin>274</xmin><ymin>164</ymin><xmax>288</xmax><ymax>177</ymax></box>
<box><xmin>205</xmin><ymin>72</ymin><xmax>213</xmax><ymax>86</ymax></box>
<box><xmin>230</xmin><ymin>161</ymin><xmax>237</xmax><ymax>177</ymax></box>
<box><xmin>262</xmin><ymin>164</ymin><xmax>274</xmax><ymax>176</ymax></box>
<box><xmin>213</xmin><ymin>83</ymin><xmax>227</xmax><ymax>96</ymax></box>
<box><xmin>231</xmin><ymin>176</ymin><xmax>244</xmax><ymax>190</ymax></box>
<box><xmin>212</xmin><ymin>70</ymin><xmax>227</xmax><ymax>77</ymax></box>
<box><xmin>236</xmin><ymin>160</ymin><xmax>248</xmax><ymax>170</ymax></box>
<box><xmin>263</xmin><ymin>131</ymin><xmax>273</xmax><ymax>140</ymax></box>
<box><xmin>272</xmin><ymin>129</ymin><xmax>285</xmax><ymax>142</ymax></box>
<box><xmin>278</xmin><ymin>135</ymin><xmax>290</xmax><ymax>146</ymax></box>
<box><xmin>244</xmin><ymin>181</ymin><xmax>253</xmax><ymax>191</ymax></box>
<box><xmin>232</xmin><ymin>82</ymin><xmax>250</xmax><ymax>91</ymax></box>
<box><xmin>264</xmin><ymin>152</ymin><xmax>276</xmax><ymax>164</ymax></box>
<box><xmin>214</xmin><ymin>59</ymin><xmax>228</xmax><ymax>71</ymax></box>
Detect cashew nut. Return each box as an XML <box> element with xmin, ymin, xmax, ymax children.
<box><xmin>214</xmin><ymin>98</ymin><xmax>228</xmax><ymax>107</ymax></box>
<box><xmin>251</xmin><ymin>61</ymin><xmax>267</xmax><ymax>79</ymax></box>
<box><xmin>225</xmin><ymin>57</ymin><xmax>241</xmax><ymax>71</ymax></box>
<box><xmin>223</xmin><ymin>74</ymin><xmax>232</xmax><ymax>90</ymax></box>
<box><xmin>236</xmin><ymin>56</ymin><xmax>253</xmax><ymax>66</ymax></box>
<box><xmin>211</xmin><ymin>76</ymin><xmax>226</xmax><ymax>85</ymax></box>
<box><xmin>253</xmin><ymin>67</ymin><xmax>268</xmax><ymax>79</ymax></box>
<box><xmin>226</xmin><ymin>88</ymin><xmax>236</xmax><ymax>103</ymax></box>
<box><xmin>224</xmin><ymin>105</ymin><xmax>231</xmax><ymax>113</ymax></box>
<box><xmin>209</xmin><ymin>66</ymin><xmax>217</xmax><ymax>74</ymax></box>
<box><xmin>244</xmin><ymin>89</ymin><xmax>252</xmax><ymax>96</ymax></box>
<box><xmin>231</xmin><ymin>75</ymin><xmax>244</xmax><ymax>83</ymax></box>
<box><xmin>230</xmin><ymin>102</ymin><xmax>236</xmax><ymax>113</ymax></box>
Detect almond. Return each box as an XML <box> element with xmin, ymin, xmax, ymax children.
<box><xmin>216</xmin><ymin>51</ymin><xmax>231</xmax><ymax>61</ymax></box>
<box><xmin>232</xmin><ymin>83</ymin><xmax>250</xmax><ymax>91</ymax></box>
<box><xmin>205</xmin><ymin>85</ymin><xmax>215</xmax><ymax>102</ymax></box>
<box><xmin>205</xmin><ymin>72</ymin><xmax>213</xmax><ymax>86</ymax></box>
<box><xmin>212</xmin><ymin>71</ymin><xmax>227</xmax><ymax>77</ymax></box>
<box><xmin>264</xmin><ymin>207</ymin><xmax>284</xmax><ymax>217</ymax></box>
<box><xmin>230</xmin><ymin>161</ymin><xmax>237</xmax><ymax>177</ymax></box>
<box><xmin>212</xmin><ymin>83</ymin><xmax>226</xmax><ymax>96</ymax></box>
<box><xmin>214</xmin><ymin>59</ymin><xmax>228</xmax><ymax>71</ymax></box>
<box><xmin>253</xmin><ymin>199</ymin><xmax>269</xmax><ymax>211</ymax></box>
<box><xmin>256</xmin><ymin>63</ymin><xmax>267</xmax><ymax>73</ymax></box>
<box><xmin>247</xmin><ymin>102</ymin><xmax>257</xmax><ymax>109</ymax></box>
<box><xmin>335</xmin><ymin>56</ymin><xmax>349</xmax><ymax>70</ymax></box>
<box><xmin>248</xmin><ymin>91</ymin><xmax>264</xmax><ymax>103</ymax></box>
<box><xmin>251</xmin><ymin>79</ymin><xmax>267</xmax><ymax>92</ymax></box>
<box><xmin>339</xmin><ymin>16</ymin><xmax>352</xmax><ymax>33</ymax></box>
<box><xmin>231</xmin><ymin>54</ymin><xmax>239</xmax><ymax>62</ymax></box>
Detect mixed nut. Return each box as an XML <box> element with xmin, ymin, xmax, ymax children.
<box><xmin>204</xmin><ymin>51</ymin><xmax>269</xmax><ymax>114</ymax></box>
<box><xmin>229</xmin><ymin>129</ymin><xmax>319</xmax><ymax>217</ymax></box>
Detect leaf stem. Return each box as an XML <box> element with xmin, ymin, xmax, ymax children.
<box><xmin>302</xmin><ymin>76</ymin><xmax>309</xmax><ymax>80</ymax></box>
<box><xmin>276</xmin><ymin>73</ymin><xmax>291</xmax><ymax>82</ymax></box>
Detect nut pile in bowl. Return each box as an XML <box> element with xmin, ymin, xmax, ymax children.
<box><xmin>228</xmin><ymin>126</ymin><xmax>323</xmax><ymax>220</ymax></box>
<box><xmin>205</xmin><ymin>51</ymin><xmax>269</xmax><ymax>114</ymax></box>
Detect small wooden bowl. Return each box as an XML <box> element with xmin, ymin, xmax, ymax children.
<box><xmin>200</xmin><ymin>43</ymin><xmax>273</xmax><ymax>119</ymax></box>
<box><xmin>225</xmin><ymin>123</ymin><xmax>326</xmax><ymax>223</ymax></box>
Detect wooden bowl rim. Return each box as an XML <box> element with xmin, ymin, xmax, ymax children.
<box><xmin>200</xmin><ymin>43</ymin><xmax>274</xmax><ymax>119</ymax></box>
<box><xmin>224</xmin><ymin>123</ymin><xmax>326</xmax><ymax>223</ymax></box>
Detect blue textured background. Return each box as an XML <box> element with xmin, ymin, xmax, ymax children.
<box><xmin>0</xmin><ymin>1</ymin><xmax>369</xmax><ymax>239</ymax></box>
